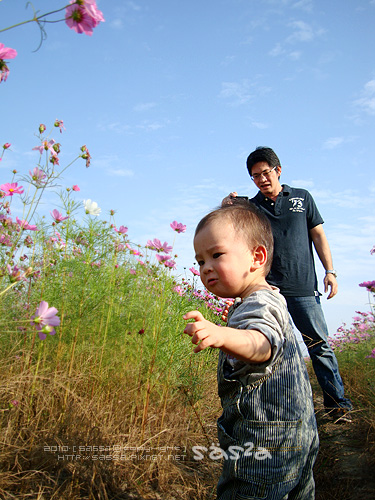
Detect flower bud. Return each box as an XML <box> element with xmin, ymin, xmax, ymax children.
<box><xmin>39</xmin><ymin>124</ymin><xmax>46</xmax><ymax>133</ymax></box>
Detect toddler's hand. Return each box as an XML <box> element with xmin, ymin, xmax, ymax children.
<box><xmin>221</xmin><ymin>299</ymin><xmax>234</xmax><ymax>322</ymax></box>
<box><xmin>183</xmin><ymin>310</ymin><xmax>223</xmax><ymax>353</ymax></box>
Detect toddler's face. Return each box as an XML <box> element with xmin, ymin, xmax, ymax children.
<box><xmin>194</xmin><ymin>220</ymin><xmax>256</xmax><ymax>299</ymax></box>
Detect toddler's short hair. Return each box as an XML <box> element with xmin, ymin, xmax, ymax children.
<box><xmin>195</xmin><ymin>203</ymin><xmax>274</xmax><ymax>275</ymax></box>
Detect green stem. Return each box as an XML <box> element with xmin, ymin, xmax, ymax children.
<box><xmin>0</xmin><ymin>3</ymin><xmax>73</xmax><ymax>33</ymax></box>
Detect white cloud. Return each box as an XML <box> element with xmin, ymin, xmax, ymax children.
<box><xmin>286</xmin><ymin>20</ymin><xmax>324</xmax><ymax>43</ymax></box>
<box><xmin>289</xmin><ymin>51</ymin><xmax>302</xmax><ymax>60</ymax></box>
<box><xmin>323</xmin><ymin>137</ymin><xmax>344</xmax><ymax>149</ymax></box>
<box><xmin>290</xmin><ymin>178</ymin><xmax>314</xmax><ymax>189</ymax></box>
<box><xmin>353</xmin><ymin>79</ymin><xmax>375</xmax><ymax>116</ymax></box>
<box><xmin>133</xmin><ymin>102</ymin><xmax>157</xmax><ymax>112</ymax></box>
<box><xmin>292</xmin><ymin>0</ymin><xmax>313</xmax><ymax>12</ymax></box>
<box><xmin>108</xmin><ymin>168</ymin><xmax>134</xmax><ymax>177</ymax></box>
<box><xmin>251</xmin><ymin>121</ymin><xmax>269</xmax><ymax>129</ymax></box>
<box><xmin>111</xmin><ymin>18</ymin><xmax>123</xmax><ymax>29</ymax></box>
<box><xmin>136</xmin><ymin>120</ymin><xmax>165</xmax><ymax>131</ymax></box>
<box><xmin>269</xmin><ymin>43</ymin><xmax>284</xmax><ymax>57</ymax></box>
<box><xmin>219</xmin><ymin>80</ymin><xmax>254</xmax><ymax>105</ymax></box>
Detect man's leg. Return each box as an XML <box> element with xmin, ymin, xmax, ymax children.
<box><xmin>285</xmin><ymin>295</ymin><xmax>352</xmax><ymax>410</ymax></box>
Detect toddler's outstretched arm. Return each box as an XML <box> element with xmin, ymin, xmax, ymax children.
<box><xmin>183</xmin><ymin>310</ymin><xmax>271</xmax><ymax>364</ymax></box>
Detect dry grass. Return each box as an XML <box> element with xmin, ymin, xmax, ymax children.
<box><xmin>0</xmin><ymin>350</ymin><xmax>222</xmax><ymax>500</ymax></box>
<box><xmin>307</xmin><ymin>357</ymin><xmax>375</xmax><ymax>500</ymax></box>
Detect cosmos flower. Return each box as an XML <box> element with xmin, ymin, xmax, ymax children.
<box><xmin>50</xmin><ymin>209</ymin><xmax>69</xmax><ymax>223</ymax></box>
<box><xmin>32</xmin><ymin>139</ymin><xmax>57</xmax><ymax>157</ymax></box>
<box><xmin>164</xmin><ymin>259</ymin><xmax>177</xmax><ymax>270</ymax></box>
<box><xmin>170</xmin><ymin>220</ymin><xmax>186</xmax><ymax>233</ymax></box>
<box><xmin>0</xmin><ymin>182</ymin><xmax>24</xmax><ymax>196</ymax></box>
<box><xmin>156</xmin><ymin>254</ymin><xmax>171</xmax><ymax>264</ymax></box>
<box><xmin>16</xmin><ymin>217</ymin><xmax>38</xmax><ymax>231</ymax></box>
<box><xmin>31</xmin><ymin>301</ymin><xmax>60</xmax><ymax>340</ymax></box>
<box><xmin>0</xmin><ymin>43</ymin><xmax>17</xmax><ymax>83</ymax></box>
<box><xmin>6</xmin><ymin>264</ymin><xmax>24</xmax><ymax>283</ymax></box>
<box><xmin>359</xmin><ymin>281</ymin><xmax>375</xmax><ymax>292</ymax></box>
<box><xmin>54</xmin><ymin>119</ymin><xmax>66</xmax><ymax>133</ymax></box>
<box><xmin>83</xmin><ymin>199</ymin><xmax>101</xmax><ymax>216</ymax></box>
<box><xmin>146</xmin><ymin>238</ymin><xmax>172</xmax><ymax>253</ymax></box>
<box><xmin>29</xmin><ymin>167</ymin><xmax>46</xmax><ymax>186</ymax></box>
<box><xmin>72</xmin><ymin>185</ymin><xmax>80</xmax><ymax>191</ymax></box>
<box><xmin>3</xmin><ymin>143</ymin><xmax>11</xmax><ymax>149</ymax></box>
<box><xmin>189</xmin><ymin>266</ymin><xmax>200</xmax><ymax>276</ymax></box>
<box><xmin>65</xmin><ymin>0</ymin><xmax>105</xmax><ymax>36</ymax></box>
<box><xmin>80</xmin><ymin>145</ymin><xmax>91</xmax><ymax>167</ymax></box>
<box><xmin>115</xmin><ymin>225</ymin><xmax>128</xmax><ymax>234</ymax></box>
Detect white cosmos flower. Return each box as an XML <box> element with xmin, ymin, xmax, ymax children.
<box><xmin>83</xmin><ymin>199</ymin><xmax>101</xmax><ymax>216</ymax></box>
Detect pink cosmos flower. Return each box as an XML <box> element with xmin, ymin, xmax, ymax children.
<box><xmin>0</xmin><ymin>43</ymin><xmax>17</xmax><ymax>83</ymax></box>
<box><xmin>115</xmin><ymin>225</ymin><xmax>128</xmax><ymax>234</ymax></box>
<box><xmin>366</xmin><ymin>348</ymin><xmax>375</xmax><ymax>359</ymax></box>
<box><xmin>0</xmin><ymin>44</ymin><xmax>17</xmax><ymax>60</ymax></box>
<box><xmin>81</xmin><ymin>145</ymin><xmax>91</xmax><ymax>167</ymax></box>
<box><xmin>32</xmin><ymin>139</ymin><xmax>57</xmax><ymax>157</ymax></box>
<box><xmin>54</xmin><ymin>119</ymin><xmax>66</xmax><ymax>133</ymax></box>
<box><xmin>29</xmin><ymin>167</ymin><xmax>46</xmax><ymax>186</ymax></box>
<box><xmin>0</xmin><ymin>234</ymin><xmax>12</xmax><ymax>246</ymax></box>
<box><xmin>3</xmin><ymin>143</ymin><xmax>11</xmax><ymax>149</ymax></box>
<box><xmin>170</xmin><ymin>220</ymin><xmax>186</xmax><ymax>233</ymax></box>
<box><xmin>371</xmin><ymin>246</ymin><xmax>375</xmax><ymax>256</ymax></box>
<box><xmin>6</xmin><ymin>264</ymin><xmax>25</xmax><ymax>283</ymax></box>
<box><xmin>72</xmin><ymin>185</ymin><xmax>80</xmax><ymax>191</ymax></box>
<box><xmin>156</xmin><ymin>254</ymin><xmax>171</xmax><ymax>264</ymax></box>
<box><xmin>50</xmin><ymin>209</ymin><xmax>69</xmax><ymax>223</ymax></box>
<box><xmin>164</xmin><ymin>259</ymin><xmax>177</xmax><ymax>270</ymax></box>
<box><xmin>16</xmin><ymin>217</ymin><xmax>38</xmax><ymax>231</ymax></box>
<box><xmin>146</xmin><ymin>238</ymin><xmax>172</xmax><ymax>253</ymax></box>
<box><xmin>359</xmin><ymin>281</ymin><xmax>375</xmax><ymax>292</ymax></box>
<box><xmin>189</xmin><ymin>266</ymin><xmax>200</xmax><ymax>276</ymax></box>
<box><xmin>65</xmin><ymin>0</ymin><xmax>104</xmax><ymax>36</ymax></box>
<box><xmin>0</xmin><ymin>182</ymin><xmax>24</xmax><ymax>196</ymax></box>
<box><xmin>173</xmin><ymin>285</ymin><xmax>184</xmax><ymax>296</ymax></box>
<box><xmin>31</xmin><ymin>301</ymin><xmax>60</xmax><ymax>340</ymax></box>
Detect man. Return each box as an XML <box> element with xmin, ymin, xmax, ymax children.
<box><xmin>225</xmin><ymin>146</ymin><xmax>352</xmax><ymax>422</ymax></box>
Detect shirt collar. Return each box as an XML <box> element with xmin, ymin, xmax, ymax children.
<box><xmin>255</xmin><ymin>184</ymin><xmax>291</xmax><ymax>201</ymax></box>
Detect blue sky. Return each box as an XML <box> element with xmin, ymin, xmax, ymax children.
<box><xmin>1</xmin><ymin>0</ymin><xmax>374</xmax><ymax>337</ymax></box>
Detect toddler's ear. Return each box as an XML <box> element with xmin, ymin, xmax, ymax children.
<box><xmin>250</xmin><ymin>245</ymin><xmax>267</xmax><ymax>271</ymax></box>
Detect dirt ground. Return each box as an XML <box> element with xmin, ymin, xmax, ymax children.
<box><xmin>312</xmin><ymin>390</ymin><xmax>375</xmax><ymax>500</ymax></box>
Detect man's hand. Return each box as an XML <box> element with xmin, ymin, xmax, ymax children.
<box><xmin>324</xmin><ymin>273</ymin><xmax>338</xmax><ymax>299</ymax></box>
<box><xmin>221</xmin><ymin>192</ymin><xmax>238</xmax><ymax>206</ymax></box>
<box><xmin>183</xmin><ymin>310</ymin><xmax>224</xmax><ymax>353</ymax></box>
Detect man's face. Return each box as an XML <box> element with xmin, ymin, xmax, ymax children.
<box><xmin>251</xmin><ymin>161</ymin><xmax>282</xmax><ymax>198</ymax></box>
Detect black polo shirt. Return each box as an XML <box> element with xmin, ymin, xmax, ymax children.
<box><xmin>250</xmin><ymin>185</ymin><xmax>324</xmax><ymax>297</ymax></box>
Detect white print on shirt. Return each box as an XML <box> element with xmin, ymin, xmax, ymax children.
<box><xmin>289</xmin><ymin>197</ymin><xmax>305</xmax><ymax>212</ymax></box>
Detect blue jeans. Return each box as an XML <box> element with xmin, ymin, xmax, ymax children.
<box><xmin>285</xmin><ymin>295</ymin><xmax>352</xmax><ymax>410</ymax></box>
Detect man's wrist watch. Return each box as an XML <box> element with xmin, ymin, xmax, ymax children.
<box><xmin>325</xmin><ymin>269</ymin><xmax>337</xmax><ymax>278</ymax></box>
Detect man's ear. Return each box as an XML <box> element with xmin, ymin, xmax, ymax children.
<box><xmin>276</xmin><ymin>166</ymin><xmax>282</xmax><ymax>178</ymax></box>
<box><xmin>250</xmin><ymin>245</ymin><xmax>268</xmax><ymax>271</ymax></box>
